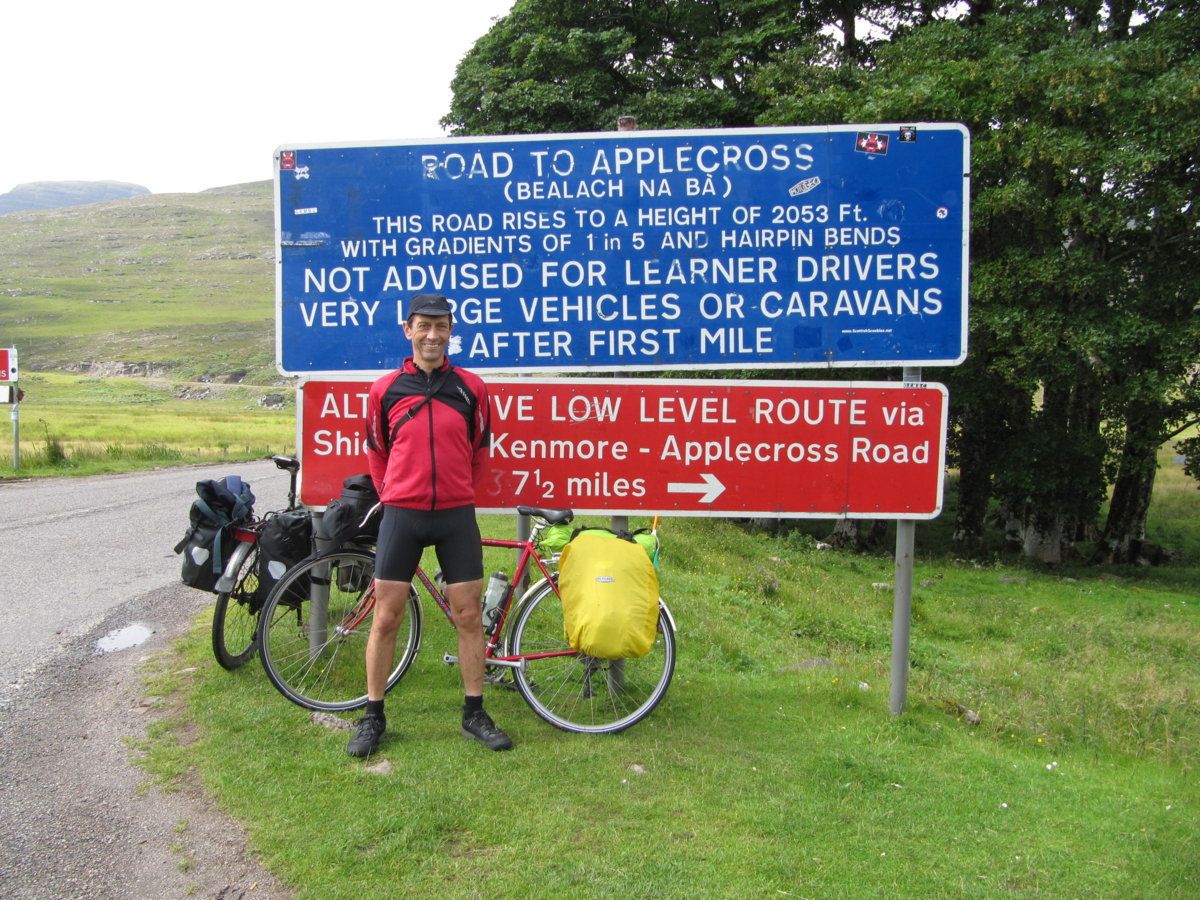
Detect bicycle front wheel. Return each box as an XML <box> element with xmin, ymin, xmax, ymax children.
<box><xmin>509</xmin><ymin>582</ymin><xmax>676</xmax><ymax>734</ymax></box>
<box><xmin>212</xmin><ymin>543</ymin><xmax>260</xmax><ymax>670</ymax></box>
<box><xmin>258</xmin><ymin>550</ymin><xmax>422</xmax><ymax>712</ymax></box>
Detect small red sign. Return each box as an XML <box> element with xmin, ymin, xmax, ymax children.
<box><xmin>279</xmin><ymin>150</ymin><xmax>296</xmax><ymax>171</ymax></box>
<box><xmin>0</xmin><ymin>348</ymin><xmax>15</xmax><ymax>383</ymax></box>
<box><xmin>298</xmin><ymin>377</ymin><xmax>947</xmax><ymax>519</ymax></box>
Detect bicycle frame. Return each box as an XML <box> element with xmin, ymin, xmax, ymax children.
<box><xmin>321</xmin><ymin>533</ymin><xmax>573</xmax><ymax>672</ymax></box>
<box><xmin>448</xmin><ymin>536</ymin><xmax>575</xmax><ymax>666</ymax></box>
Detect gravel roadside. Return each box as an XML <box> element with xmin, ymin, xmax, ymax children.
<box><xmin>0</xmin><ymin>582</ymin><xmax>292</xmax><ymax>899</ymax></box>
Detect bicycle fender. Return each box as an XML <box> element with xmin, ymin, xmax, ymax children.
<box><xmin>215</xmin><ymin>540</ymin><xmax>255</xmax><ymax>593</ymax></box>
<box><xmin>657</xmin><ymin>598</ymin><xmax>677</xmax><ymax>635</ymax></box>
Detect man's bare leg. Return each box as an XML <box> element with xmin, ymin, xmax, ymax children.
<box><xmin>365</xmin><ymin>578</ymin><xmax>410</xmax><ymax>700</ymax></box>
<box><xmin>348</xmin><ymin>577</ymin><xmax>409</xmax><ymax>757</ymax></box>
<box><xmin>446</xmin><ymin>579</ymin><xmax>512</xmax><ymax>750</ymax></box>
<box><xmin>445</xmin><ymin>579</ymin><xmax>485</xmax><ymax>695</ymax></box>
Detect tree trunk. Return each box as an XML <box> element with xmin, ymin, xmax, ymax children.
<box><xmin>998</xmin><ymin>500</ymin><xmax>1064</xmax><ymax>564</ymax></box>
<box><xmin>1098</xmin><ymin>454</ymin><xmax>1156</xmax><ymax>563</ymax></box>
<box><xmin>952</xmin><ymin>430</ymin><xmax>992</xmax><ymax>551</ymax></box>
<box><xmin>1070</xmin><ymin>379</ymin><xmax>1104</xmax><ymax>544</ymax></box>
<box><xmin>1095</xmin><ymin>402</ymin><xmax>1166</xmax><ymax>563</ymax></box>
<box><xmin>1007</xmin><ymin>373</ymin><xmax>1105</xmax><ymax>564</ymax></box>
<box><xmin>827</xmin><ymin>518</ymin><xmax>886</xmax><ymax>551</ymax></box>
<box><xmin>1022</xmin><ymin>519</ymin><xmax>1064</xmax><ymax>564</ymax></box>
<box><xmin>948</xmin><ymin>353</ymin><xmax>1033</xmax><ymax>553</ymax></box>
<box><xmin>834</xmin><ymin>2</ymin><xmax>861</xmax><ymax>64</ymax></box>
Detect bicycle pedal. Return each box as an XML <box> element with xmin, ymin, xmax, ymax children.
<box><xmin>443</xmin><ymin>653</ymin><xmax>459</xmax><ymax>666</ymax></box>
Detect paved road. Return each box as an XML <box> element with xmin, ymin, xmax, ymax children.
<box><xmin>0</xmin><ymin>460</ymin><xmax>290</xmax><ymax>705</ymax></box>
<box><xmin>0</xmin><ymin>460</ymin><xmax>296</xmax><ymax>898</ymax></box>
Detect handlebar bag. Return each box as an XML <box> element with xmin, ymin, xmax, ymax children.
<box><xmin>558</xmin><ymin>531</ymin><xmax>659</xmax><ymax>659</ymax></box>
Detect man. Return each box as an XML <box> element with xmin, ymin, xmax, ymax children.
<box><xmin>347</xmin><ymin>293</ymin><xmax>511</xmax><ymax>756</ymax></box>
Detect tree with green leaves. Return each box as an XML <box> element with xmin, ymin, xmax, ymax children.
<box><xmin>444</xmin><ymin>0</ymin><xmax>897</xmax><ymax>135</ymax></box>
<box><xmin>448</xmin><ymin>0</ymin><xmax>1200</xmax><ymax>563</ymax></box>
<box><xmin>755</xmin><ymin>0</ymin><xmax>1199</xmax><ymax>562</ymax></box>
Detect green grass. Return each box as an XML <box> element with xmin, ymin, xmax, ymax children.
<box><xmin>1144</xmin><ymin>442</ymin><xmax>1200</xmax><ymax>568</ymax></box>
<box><xmin>0</xmin><ymin>371</ymin><xmax>295</xmax><ymax>477</ymax></box>
<box><xmin>141</xmin><ymin>501</ymin><xmax>1200</xmax><ymax>898</ymax></box>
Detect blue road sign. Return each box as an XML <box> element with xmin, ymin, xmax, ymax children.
<box><xmin>275</xmin><ymin>124</ymin><xmax>969</xmax><ymax>375</ymax></box>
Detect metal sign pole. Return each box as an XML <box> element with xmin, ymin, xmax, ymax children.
<box><xmin>889</xmin><ymin>366</ymin><xmax>922</xmax><ymax>716</ymax></box>
<box><xmin>515</xmin><ymin>512</ymin><xmax>531</xmax><ymax>596</ymax></box>
<box><xmin>10</xmin><ymin>394</ymin><xmax>18</xmax><ymax>471</ymax></box>
<box><xmin>609</xmin><ymin>116</ymin><xmax>636</xmax><ymax>543</ymax></box>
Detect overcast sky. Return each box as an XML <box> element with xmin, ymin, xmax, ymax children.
<box><xmin>1</xmin><ymin>0</ymin><xmax>514</xmax><ymax>195</ymax></box>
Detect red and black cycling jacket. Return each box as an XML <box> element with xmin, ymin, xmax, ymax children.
<box><xmin>364</xmin><ymin>358</ymin><xmax>491</xmax><ymax>511</ymax></box>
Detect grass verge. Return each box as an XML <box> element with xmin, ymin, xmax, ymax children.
<box><xmin>139</xmin><ymin>506</ymin><xmax>1199</xmax><ymax>897</ymax></box>
<box><xmin>0</xmin><ymin>371</ymin><xmax>295</xmax><ymax>478</ymax></box>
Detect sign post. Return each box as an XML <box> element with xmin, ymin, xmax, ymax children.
<box><xmin>889</xmin><ymin>367</ymin><xmax>922</xmax><ymax>715</ymax></box>
<box><xmin>1</xmin><ymin>348</ymin><xmax>17</xmax><ymax>471</ymax></box>
<box><xmin>7</xmin><ymin>396</ymin><xmax>16</xmax><ymax>471</ymax></box>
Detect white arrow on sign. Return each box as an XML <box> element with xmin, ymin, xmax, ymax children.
<box><xmin>667</xmin><ymin>473</ymin><xmax>726</xmax><ymax>504</ymax></box>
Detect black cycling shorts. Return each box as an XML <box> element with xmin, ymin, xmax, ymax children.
<box><xmin>374</xmin><ymin>504</ymin><xmax>483</xmax><ymax>584</ymax></box>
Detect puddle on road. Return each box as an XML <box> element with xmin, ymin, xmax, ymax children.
<box><xmin>94</xmin><ymin>622</ymin><xmax>154</xmax><ymax>654</ymax></box>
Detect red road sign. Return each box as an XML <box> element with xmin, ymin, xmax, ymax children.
<box><xmin>0</xmin><ymin>348</ymin><xmax>15</xmax><ymax>383</ymax></box>
<box><xmin>299</xmin><ymin>377</ymin><xmax>947</xmax><ymax>519</ymax></box>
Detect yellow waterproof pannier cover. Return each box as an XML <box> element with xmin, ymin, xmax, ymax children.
<box><xmin>558</xmin><ymin>531</ymin><xmax>660</xmax><ymax>659</ymax></box>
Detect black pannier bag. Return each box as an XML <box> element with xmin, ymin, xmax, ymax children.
<box><xmin>255</xmin><ymin>508</ymin><xmax>313</xmax><ymax>607</ymax></box>
<box><xmin>318</xmin><ymin>474</ymin><xmax>380</xmax><ymax>593</ymax></box>
<box><xmin>174</xmin><ymin>476</ymin><xmax>255</xmax><ymax>593</ymax></box>
<box><xmin>319</xmin><ymin>474</ymin><xmax>381</xmax><ymax>550</ymax></box>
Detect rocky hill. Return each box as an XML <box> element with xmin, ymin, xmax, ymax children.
<box><xmin>0</xmin><ymin>181</ymin><xmax>152</xmax><ymax>215</ymax></box>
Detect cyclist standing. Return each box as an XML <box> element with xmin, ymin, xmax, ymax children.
<box><xmin>348</xmin><ymin>293</ymin><xmax>511</xmax><ymax>755</ymax></box>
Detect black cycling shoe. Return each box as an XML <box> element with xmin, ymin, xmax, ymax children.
<box><xmin>461</xmin><ymin>709</ymin><xmax>513</xmax><ymax>751</ymax></box>
<box><xmin>347</xmin><ymin>715</ymin><xmax>386</xmax><ymax>757</ymax></box>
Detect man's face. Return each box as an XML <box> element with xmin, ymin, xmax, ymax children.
<box><xmin>403</xmin><ymin>314</ymin><xmax>452</xmax><ymax>367</ymax></box>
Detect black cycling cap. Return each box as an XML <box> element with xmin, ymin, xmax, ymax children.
<box><xmin>406</xmin><ymin>293</ymin><xmax>453</xmax><ymax>319</ymax></box>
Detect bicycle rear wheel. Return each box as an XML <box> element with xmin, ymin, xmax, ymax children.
<box><xmin>508</xmin><ymin>582</ymin><xmax>676</xmax><ymax>734</ymax></box>
<box><xmin>258</xmin><ymin>550</ymin><xmax>422</xmax><ymax>712</ymax></box>
<box><xmin>212</xmin><ymin>543</ymin><xmax>261</xmax><ymax>670</ymax></box>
